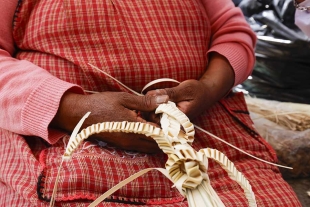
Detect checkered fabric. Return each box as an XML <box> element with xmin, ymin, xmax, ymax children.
<box><xmin>0</xmin><ymin>0</ymin><xmax>301</xmax><ymax>206</ymax></box>
<box><xmin>13</xmin><ymin>0</ymin><xmax>209</xmax><ymax>93</ymax></box>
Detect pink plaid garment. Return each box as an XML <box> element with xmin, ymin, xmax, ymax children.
<box><xmin>0</xmin><ymin>0</ymin><xmax>301</xmax><ymax>206</ymax></box>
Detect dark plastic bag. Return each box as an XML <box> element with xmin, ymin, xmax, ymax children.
<box><xmin>237</xmin><ymin>0</ymin><xmax>310</xmax><ymax>104</ymax></box>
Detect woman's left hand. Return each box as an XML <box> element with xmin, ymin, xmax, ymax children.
<box><xmin>146</xmin><ymin>79</ymin><xmax>214</xmax><ymax>121</ymax></box>
<box><xmin>145</xmin><ymin>52</ymin><xmax>235</xmax><ymax>122</ymax></box>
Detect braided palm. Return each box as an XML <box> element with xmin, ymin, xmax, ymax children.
<box><xmin>51</xmin><ymin>102</ymin><xmax>257</xmax><ymax>207</ymax></box>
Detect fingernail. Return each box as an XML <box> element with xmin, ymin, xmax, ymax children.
<box><xmin>156</xmin><ymin>95</ymin><xmax>168</xmax><ymax>104</ymax></box>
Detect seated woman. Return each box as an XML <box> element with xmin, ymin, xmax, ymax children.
<box><xmin>0</xmin><ymin>0</ymin><xmax>301</xmax><ymax>206</ymax></box>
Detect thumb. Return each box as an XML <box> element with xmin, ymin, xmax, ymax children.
<box><xmin>149</xmin><ymin>86</ymin><xmax>184</xmax><ymax>103</ymax></box>
<box><xmin>122</xmin><ymin>93</ymin><xmax>169</xmax><ymax>112</ymax></box>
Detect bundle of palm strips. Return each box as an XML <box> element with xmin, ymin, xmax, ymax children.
<box><xmin>245</xmin><ymin>96</ymin><xmax>310</xmax><ymax>179</ymax></box>
<box><xmin>245</xmin><ymin>96</ymin><xmax>310</xmax><ymax>131</ymax></box>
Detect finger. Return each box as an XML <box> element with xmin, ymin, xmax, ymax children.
<box><xmin>136</xmin><ymin>139</ymin><xmax>162</xmax><ymax>154</ymax></box>
<box><xmin>135</xmin><ymin>115</ymin><xmax>148</xmax><ymax>123</ymax></box>
<box><xmin>146</xmin><ymin>89</ymin><xmax>168</xmax><ymax>96</ymax></box>
<box><xmin>121</xmin><ymin>93</ymin><xmax>169</xmax><ymax>112</ymax></box>
<box><xmin>147</xmin><ymin>84</ymin><xmax>189</xmax><ymax>103</ymax></box>
<box><xmin>118</xmin><ymin>138</ymin><xmax>159</xmax><ymax>153</ymax></box>
<box><xmin>164</xmin><ymin>81</ymin><xmax>197</xmax><ymax>103</ymax></box>
<box><xmin>132</xmin><ymin>135</ymin><xmax>161</xmax><ymax>154</ymax></box>
<box><xmin>111</xmin><ymin>133</ymin><xmax>161</xmax><ymax>154</ymax></box>
<box><xmin>139</xmin><ymin>111</ymin><xmax>161</xmax><ymax>126</ymax></box>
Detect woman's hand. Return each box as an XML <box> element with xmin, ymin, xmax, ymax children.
<box><xmin>146</xmin><ymin>52</ymin><xmax>235</xmax><ymax>121</ymax></box>
<box><xmin>51</xmin><ymin>91</ymin><xmax>168</xmax><ymax>153</ymax></box>
<box><xmin>146</xmin><ymin>80</ymin><xmax>211</xmax><ymax>120</ymax></box>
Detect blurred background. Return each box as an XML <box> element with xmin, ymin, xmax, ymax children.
<box><xmin>232</xmin><ymin>1</ymin><xmax>310</xmax><ymax>206</ymax></box>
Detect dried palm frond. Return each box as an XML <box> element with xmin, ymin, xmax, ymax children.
<box><xmin>49</xmin><ymin>65</ymin><xmax>295</xmax><ymax>207</ymax></box>
<box><xmin>50</xmin><ymin>102</ymin><xmax>257</xmax><ymax>207</ymax></box>
<box><xmin>245</xmin><ymin>96</ymin><xmax>310</xmax><ymax>131</ymax></box>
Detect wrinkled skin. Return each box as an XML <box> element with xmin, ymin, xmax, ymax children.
<box><xmin>51</xmin><ymin>91</ymin><xmax>169</xmax><ymax>153</ymax></box>
<box><xmin>145</xmin><ymin>52</ymin><xmax>235</xmax><ymax>123</ymax></box>
<box><xmin>144</xmin><ymin>79</ymin><xmax>211</xmax><ymax>123</ymax></box>
<box><xmin>51</xmin><ymin>52</ymin><xmax>234</xmax><ymax>153</ymax></box>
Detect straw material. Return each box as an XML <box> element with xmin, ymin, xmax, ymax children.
<box><xmin>245</xmin><ymin>96</ymin><xmax>310</xmax><ymax>131</ymax></box>
<box><xmin>49</xmin><ymin>102</ymin><xmax>257</xmax><ymax>207</ymax></box>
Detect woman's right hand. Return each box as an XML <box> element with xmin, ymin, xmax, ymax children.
<box><xmin>51</xmin><ymin>91</ymin><xmax>169</xmax><ymax>153</ymax></box>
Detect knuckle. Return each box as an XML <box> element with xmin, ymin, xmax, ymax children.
<box><xmin>120</xmin><ymin>143</ymin><xmax>131</xmax><ymax>150</ymax></box>
<box><xmin>118</xmin><ymin>138</ymin><xmax>132</xmax><ymax>150</ymax></box>
<box><xmin>156</xmin><ymin>89</ymin><xmax>168</xmax><ymax>95</ymax></box>
<box><xmin>183</xmin><ymin>85</ymin><xmax>194</xmax><ymax>95</ymax></box>
<box><xmin>119</xmin><ymin>92</ymin><xmax>131</xmax><ymax>102</ymax></box>
<box><xmin>142</xmin><ymin>95</ymin><xmax>153</xmax><ymax>108</ymax></box>
<box><xmin>165</xmin><ymin>88</ymin><xmax>176</xmax><ymax>99</ymax></box>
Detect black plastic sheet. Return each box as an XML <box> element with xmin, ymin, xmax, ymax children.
<box><xmin>237</xmin><ymin>0</ymin><xmax>310</xmax><ymax>104</ymax></box>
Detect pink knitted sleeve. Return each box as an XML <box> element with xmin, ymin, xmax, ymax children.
<box><xmin>0</xmin><ymin>0</ymin><xmax>83</xmax><ymax>144</ymax></box>
<box><xmin>0</xmin><ymin>0</ymin><xmax>255</xmax><ymax>144</ymax></box>
<box><xmin>202</xmin><ymin>0</ymin><xmax>257</xmax><ymax>85</ymax></box>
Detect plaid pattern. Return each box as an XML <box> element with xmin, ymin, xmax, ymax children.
<box><xmin>0</xmin><ymin>94</ymin><xmax>301</xmax><ymax>207</ymax></box>
<box><xmin>0</xmin><ymin>0</ymin><xmax>301</xmax><ymax>206</ymax></box>
<box><xmin>13</xmin><ymin>0</ymin><xmax>209</xmax><ymax>93</ymax></box>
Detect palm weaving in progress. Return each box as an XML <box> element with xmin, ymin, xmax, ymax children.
<box><xmin>50</xmin><ymin>101</ymin><xmax>257</xmax><ymax>207</ymax></box>
<box><xmin>0</xmin><ymin>0</ymin><xmax>301</xmax><ymax>206</ymax></box>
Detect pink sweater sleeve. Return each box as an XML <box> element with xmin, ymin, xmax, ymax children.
<box><xmin>202</xmin><ymin>0</ymin><xmax>257</xmax><ymax>86</ymax></box>
<box><xmin>0</xmin><ymin>0</ymin><xmax>255</xmax><ymax>145</ymax></box>
<box><xmin>0</xmin><ymin>0</ymin><xmax>83</xmax><ymax>144</ymax></box>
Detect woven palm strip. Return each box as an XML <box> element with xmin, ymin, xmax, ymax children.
<box><xmin>51</xmin><ymin>102</ymin><xmax>257</xmax><ymax>207</ymax></box>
